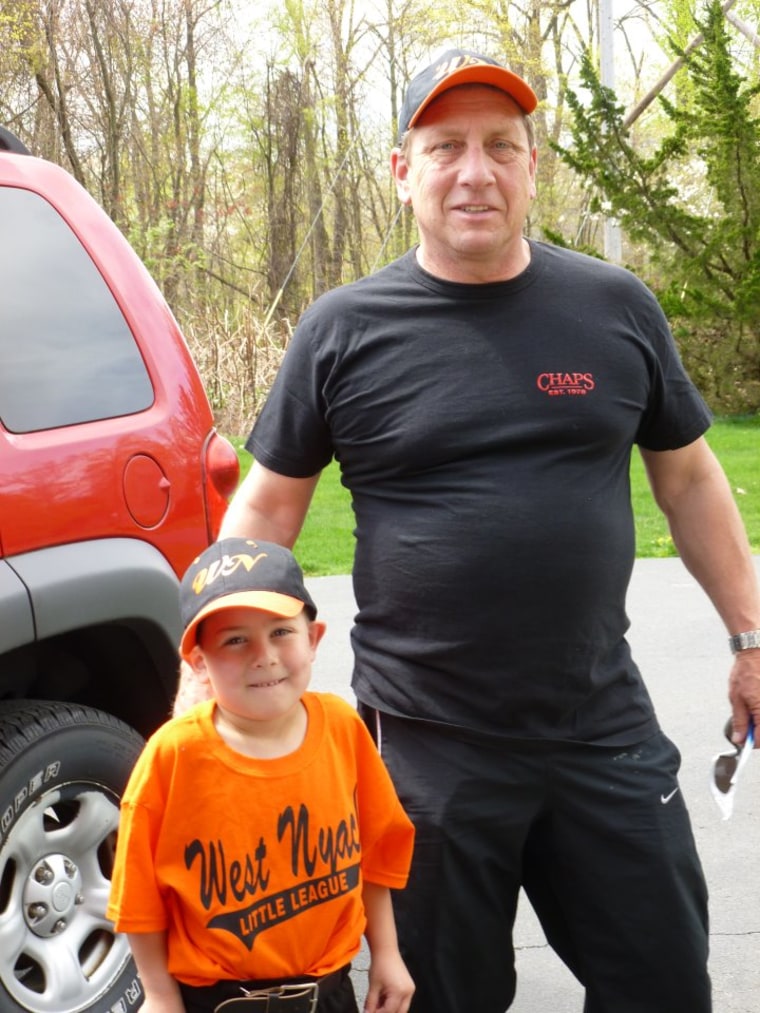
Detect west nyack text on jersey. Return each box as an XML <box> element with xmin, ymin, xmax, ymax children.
<box><xmin>183</xmin><ymin>793</ymin><xmax>363</xmax><ymax>949</ymax></box>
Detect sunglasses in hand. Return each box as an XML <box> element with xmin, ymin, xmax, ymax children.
<box><xmin>710</xmin><ymin>716</ymin><xmax>755</xmax><ymax>820</ymax></box>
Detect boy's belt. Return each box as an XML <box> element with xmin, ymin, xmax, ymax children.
<box><xmin>212</xmin><ymin>965</ymin><xmax>346</xmax><ymax>1012</ymax></box>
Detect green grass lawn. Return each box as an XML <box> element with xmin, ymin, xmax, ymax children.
<box><xmin>230</xmin><ymin>416</ymin><xmax>759</xmax><ymax>575</ymax></box>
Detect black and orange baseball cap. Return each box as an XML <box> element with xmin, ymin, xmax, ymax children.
<box><xmin>397</xmin><ymin>49</ymin><xmax>537</xmax><ymax>141</ymax></box>
<box><xmin>179</xmin><ymin>538</ymin><xmax>317</xmax><ymax>659</ymax></box>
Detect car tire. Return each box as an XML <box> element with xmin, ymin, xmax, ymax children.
<box><xmin>0</xmin><ymin>701</ymin><xmax>144</xmax><ymax>1012</ymax></box>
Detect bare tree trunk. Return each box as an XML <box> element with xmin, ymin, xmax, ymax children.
<box><xmin>303</xmin><ymin>62</ymin><xmax>332</xmax><ymax>297</ymax></box>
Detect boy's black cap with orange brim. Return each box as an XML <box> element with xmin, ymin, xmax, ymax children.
<box><xmin>397</xmin><ymin>49</ymin><xmax>538</xmax><ymax>142</ymax></box>
<box><xmin>179</xmin><ymin>538</ymin><xmax>317</xmax><ymax>660</ymax></box>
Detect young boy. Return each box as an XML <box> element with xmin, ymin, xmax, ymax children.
<box><xmin>107</xmin><ymin>538</ymin><xmax>415</xmax><ymax>1013</ymax></box>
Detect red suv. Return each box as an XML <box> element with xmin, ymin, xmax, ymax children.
<box><xmin>0</xmin><ymin>126</ymin><xmax>239</xmax><ymax>1013</ymax></box>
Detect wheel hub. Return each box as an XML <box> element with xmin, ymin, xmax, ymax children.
<box><xmin>23</xmin><ymin>854</ymin><xmax>84</xmax><ymax>938</ymax></box>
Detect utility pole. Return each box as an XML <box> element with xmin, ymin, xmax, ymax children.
<box><xmin>598</xmin><ymin>0</ymin><xmax>622</xmax><ymax>262</ymax></box>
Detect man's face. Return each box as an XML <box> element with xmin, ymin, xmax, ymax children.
<box><xmin>391</xmin><ymin>84</ymin><xmax>537</xmax><ymax>283</ymax></box>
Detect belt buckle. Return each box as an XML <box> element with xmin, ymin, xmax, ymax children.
<box><xmin>214</xmin><ymin>981</ymin><xmax>319</xmax><ymax>1012</ymax></box>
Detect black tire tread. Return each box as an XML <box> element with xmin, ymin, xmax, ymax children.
<box><xmin>0</xmin><ymin>699</ymin><xmax>143</xmax><ymax>765</ymax></box>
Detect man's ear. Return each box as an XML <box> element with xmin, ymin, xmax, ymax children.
<box><xmin>529</xmin><ymin>145</ymin><xmax>538</xmax><ymax>200</ymax></box>
<box><xmin>390</xmin><ymin>148</ymin><xmax>413</xmax><ymax>206</ymax></box>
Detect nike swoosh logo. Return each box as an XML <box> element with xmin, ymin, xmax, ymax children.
<box><xmin>660</xmin><ymin>788</ymin><xmax>680</xmax><ymax>804</ymax></box>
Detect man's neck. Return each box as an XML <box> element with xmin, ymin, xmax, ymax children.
<box><xmin>415</xmin><ymin>237</ymin><xmax>531</xmax><ymax>284</ymax></box>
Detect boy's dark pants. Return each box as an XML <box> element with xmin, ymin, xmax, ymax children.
<box><xmin>179</xmin><ymin>964</ymin><xmax>358</xmax><ymax>1013</ymax></box>
<box><xmin>370</xmin><ymin>710</ymin><xmax>711</xmax><ymax>1013</ymax></box>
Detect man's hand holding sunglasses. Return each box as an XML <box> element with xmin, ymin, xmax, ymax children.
<box><xmin>711</xmin><ymin>628</ymin><xmax>760</xmax><ymax>819</ymax></box>
<box><xmin>711</xmin><ymin>715</ymin><xmax>756</xmax><ymax>820</ymax></box>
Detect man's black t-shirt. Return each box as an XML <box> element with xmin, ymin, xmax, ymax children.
<box><xmin>249</xmin><ymin>242</ymin><xmax>712</xmax><ymax>744</ymax></box>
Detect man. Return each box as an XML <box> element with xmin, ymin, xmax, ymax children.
<box><xmin>181</xmin><ymin>51</ymin><xmax>760</xmax><ymax>1012</ymax></box>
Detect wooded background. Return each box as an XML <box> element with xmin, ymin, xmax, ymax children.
<box><xmin>2</xmin><ymin>0</ymin><xmax>759</xmax><ymax>430</ymax></box>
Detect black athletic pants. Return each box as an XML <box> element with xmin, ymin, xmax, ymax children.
<box><xmin>364</xmin><ymin>709</ymin><xmax>711</xmax><ymax>1013</ymax></box>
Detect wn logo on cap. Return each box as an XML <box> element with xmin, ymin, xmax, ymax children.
<box><xmin>190</xmin><ymin>550</ymin><xmax>267</xmax><ymax>598</ymax></box>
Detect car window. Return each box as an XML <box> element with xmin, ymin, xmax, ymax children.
<box><xmin>0</xmin><ymin>186</ymin><xmax>154</xmax><ymax>433</ymax></box>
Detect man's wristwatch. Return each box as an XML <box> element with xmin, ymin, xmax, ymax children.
<box><xmin>729</xmin><ymin>629</ymin><xmax>760</xmax><ymax>653</ymax></box>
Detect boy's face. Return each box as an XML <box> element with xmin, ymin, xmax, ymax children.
<box><xmin>188</xmin><ymin>606</ymin><xmax>325</xmax><ymax>724</ymax></box>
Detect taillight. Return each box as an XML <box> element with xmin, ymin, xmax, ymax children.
<box><xmin>203</xmin><ymin>431</ymin><xmax>240</xmax><ymax>539</ymax></box>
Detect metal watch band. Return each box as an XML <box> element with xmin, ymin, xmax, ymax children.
<box><xmin>729</xmin><ymin>629</ymin><xmax>760</xmax><ymax>653</ymax></box>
